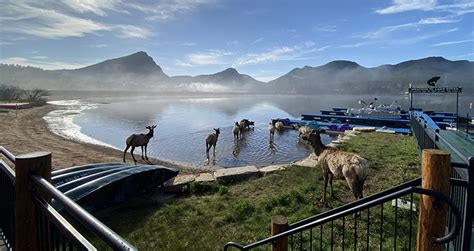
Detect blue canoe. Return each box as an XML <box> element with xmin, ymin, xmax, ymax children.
<box><xmin>51</xmin><ymin>163</ymin><xmax>179</xmax><ymax>212</ymax></box>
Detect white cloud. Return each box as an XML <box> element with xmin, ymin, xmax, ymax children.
<box><xmin>418</xmin><ymin>16</ymin><xmax>460</xmax><ymax>24</ymax></box>
<box><xmin>0</xmin><ymin>1</ymin><xmax>151</xmax><ymax>39</ymax></box>
<box><xmin>339</xmin><ymin>42</ymin><xmax>372</xmax><ymax>48</ymax></box>
<box><xmin>174</xmin><ymin>59</ymin><xmax>193</xmax><ymax>67</ymax></box>
<box><xmin>431</xmin><ymin>39</ymin><xmax>474</xmax><ymax>46</ymax></box>
<box><xmin>179</xmin><ymin>42</ymin><xmax>197</xmax><ymax>46</ymax></box>
<box><xmin>376</xmin><ymin>0</ymin><xmax>437</xmax><ymax>14</ymax></box>
<box><xmin>0</xmin><ymin>57</ymin><xmax>88</xmax><ymax>70</ymax></box>
<box><xmin>126</xmin><ymin>0</ymin><xmax>215</xmax><ymax>22</ymax></box>
<box><xmin>60</xmin><ymin>0</ymin><xmax>123</xmax><ymax>16</ymax></box>
<box><xmin>376</xmin><ymin>0</ymin><xmax>474</xmax><ymax>15</ymax></box>
<box><xmin>433</xmin><ymin>2</ymin><xmax>474</xmax><ymax>15</ymax></box>
<box><xmin>453</xmin><ymin>52</ymin><xmax>474</xmax><ymax>59</ymax></box>
<box><xmin>252</xmin><ymin>37</ymin><xmax>264</xmax><ymax>44</ymax></box>
<box><xmin>313</xmin><ymin>25</ymin><xmax>337</xmax><ymax>32</ymax></box>
<box><xmin>89</xmin><ymin>44</ymin><xmax>108</xmax><ymax>48</ymax></box>
<box><xmin>233</xmin><ymin>42</ymin><xmax>320</xmax><ymax>66</ymax></box>
<box><xmin>361</xmin><ymin>16</ymin><xmax>460</xmax><ymax>39</ymax></box>
<box><xmin>115</xmin><ymin>25</ymin><xmax>152</xmax><ymax>38</ymax></box>
<box><xmin>178</xmin><ymin>50</ymin><xmax>233</xmax><ymax>66</ymax></box>
<box><xmin>0</xmin><ymin>2</ymin><xmax>111</xmax><ymax>39</ymax></box>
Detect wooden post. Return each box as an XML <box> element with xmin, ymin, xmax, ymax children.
<box><xmin>15</xmin><ymin>151</ymin><xmax>52</xmax><ymax>251</ymax></box>
<box><xmin>271</xmin><ymin>215</ymin><xmax>288</xmax><ymax>251</ymax></box>
<box><xmin>416</xmin><ymin>149</ymin><xmax>450</xmax><ymax>251</ymax></box>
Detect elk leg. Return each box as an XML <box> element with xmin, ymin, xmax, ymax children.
<box><xmin>144</xmin><ymin>145</ymin><xmax>149</xmax><ymax>160</ymax></box>
<box><xmin>329</xmin><ymin>173</ymin><xmax>335</xmax><ymax>198</ymax></box>
<box><xmin>130</xmin><ymin>146</ymin><xmax>137</xmax><ymax>164</ymax></box>
<box><xmin>321</xmin><ymin>171</ymin><xmax>328</xmax><ymax>203</ymax></box>
<box><xmin>206</xmin><ymin>143</ymin><xmax>211</xmax><ymax>159</ymax></box>
<box><xmin>123</xmin><ymin>145</ymin><xmax>130</xmax><ymax>163</ymax></box>
<box><xmin>141</xmin><ymin>146</ymin><xmax>145</xmax><ymax>160</ymax></box>
<box><xmin>213</xmin><ymin>144</ymin><xmax>216</xmax><ymax>157</ymax></box>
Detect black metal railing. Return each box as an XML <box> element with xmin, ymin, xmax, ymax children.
<box><xmin>456</xmin><ymin>114</ymin><xmax>473</xmax><ymax>135</ymax></box>
<box><xmin>31</xmin><ymin>174</ymin><xmax>136</xmax><ymax>250</ymax></box>
<box><xmin>0</xmin><ymin>146</ymin><xmax>137</xmax><ymax>250</ymax></box>
<box><xmin>224</xmin><ymin>179</ymin><xmax>462</xmax><ymax>250</ymax></box>
<box><xmin>0</xmin><ymin>147</ymin><xmax>15</xmax><ymax>250</ymax></box>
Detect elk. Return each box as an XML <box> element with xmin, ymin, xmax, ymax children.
<box><xmin>123</xmin><ymin>125</ymin><xmax>157</xmax><ymax>164</ymax></box>
<box><xmin>232</xmin><ymin>122</ymin><xmax>240</xmax><ymax>140</ymax></box>
<box><xmin>205</xmin><ymin>128</ymin><xmax>220</xmax><ymax>159</ymax></box>
<box><xmin>302</xmin><ymin>129</ymin><xmax>370</xmax><ymax>202</ymax></box>
<box><xmin>268</xmin><ymin>122</ymin><xmax>275</xmax><ymax>143</ymax></box>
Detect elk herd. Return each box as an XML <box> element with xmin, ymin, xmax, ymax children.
<box><xmin>123</xmin><ymin>119</ymin><xmax>370</xmax><ymax>202</ymax></box>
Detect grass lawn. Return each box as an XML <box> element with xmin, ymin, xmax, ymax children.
<box><xmin>90</xmin><ymin>132</ymin><xmax>421</xmax><ymax>250</ymax></box>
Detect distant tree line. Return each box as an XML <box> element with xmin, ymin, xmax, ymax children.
<box><xmin>0</xmin><ymin>84</ymin><xmax>50</xmax><ymax>106</ymax></box>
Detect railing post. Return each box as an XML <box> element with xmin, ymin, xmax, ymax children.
<box><xmin>271</xmin><ymin>215</ymin><xmax>288</xmax><ymax>251</ymax></box>
<box><xmin>15</xmin><ymin>151</ymin><xmax>51</xmax><ymax>251</ymax></box>
<box><xmin>417</xmin><ymin>149</ymin><xmax>451</xmax><ymax>251</ymax></box>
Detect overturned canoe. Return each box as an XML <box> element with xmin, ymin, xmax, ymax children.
<box><xmin>51</xmin><ymin>163</ymin><xmax>179</xmax><ymax>212</ymax></box>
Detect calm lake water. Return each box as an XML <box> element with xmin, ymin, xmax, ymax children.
<box><xmin>46</xmin><ymin>94</ymin><xmax>473</xmax><ymax>168</ymax></box>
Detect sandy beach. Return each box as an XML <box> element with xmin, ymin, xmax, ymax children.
<box><xmin>0</xmin><ymin>105</ymin><xmax>206</xmax><ymax>174</ymax></box>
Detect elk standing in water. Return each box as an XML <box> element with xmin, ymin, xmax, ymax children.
<box><xmin>123</xmin><ymin>125</ymin><xmax>157</xmax><ymax>164</ymax></box>
<box><xmin>205</xmin><ymin>128</ymin><xmax>220</xmax><ymax>160</ymax></box>
<box><xmin>232</xmin><ymin>122</ymin><xmax>240</xmax><ymax>140</ymax></box>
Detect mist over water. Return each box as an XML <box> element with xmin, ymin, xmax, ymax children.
<box><xmin>47</xmin><ymin>94</ymin><xmax>473</xmax><ymax>168</ymax></box>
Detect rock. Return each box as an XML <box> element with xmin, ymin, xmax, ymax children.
<box><xmin>327</xmin><ymin>143</ymin><xmax>338</xmax><ymax>148</ymax></box>
<box><xmin>331</xmin><ymin>139</ymin><xmax>344</xmax><ymax>144</ymax></box>
<box><xmin>295</xmin><ymin>155</ymin><xmax>318</xmax><ymax>167</ymax></box>
<box><xmin>164</xmin><ymin>174</ymin><xmax>196</xmax><ymax>192</ymax></box>
<box><xmin>214</xmin><ymin>166</ymin><xmax>260</xmax><ymax>182</ymax></box>
<box><xmin>353</xmin><ymin>127</ymin><xmax>376</xmax><ymax>132</ymax></box>
<box><xmin>194</xmin><ymin>173</ymin><xmax>215</xmax><ymax>182</ymax></box>
<box><xmin>376</xmin><ymin>129</ymin><xmax>396</xmax><ymax>134</ymax></box>
<box><xmin>259</xmin><ymin>165</ymin><xmax>285</xmax><ymax>175</ymax></box>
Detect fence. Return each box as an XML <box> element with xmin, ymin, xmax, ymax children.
<box><xmin>410</xmin><ymin>111</ymin><xmax>473</xmax><ymax>251</ymax></box>
<box><xmin>0</xmin><ymin>146</ymin><xmax>137</xmax><ymax>251</ymax></box>
<box><xmin>456</xmin><ymin>114</ymin><xmax>473</xmax><ymax>135</ymax></box>
<box><xmin>224</xmin><ymin>178</ymin><xmax>462</xmax><ymax>250</ymax></box>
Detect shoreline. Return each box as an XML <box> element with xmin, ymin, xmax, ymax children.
<box><xmin>0</xmin><ymin>105</ymin><xmax>212</xmax><ymax>174</ymax></box>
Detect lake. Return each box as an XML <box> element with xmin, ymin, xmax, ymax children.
<box><xmin>45</xmin><ymin>94</ymin><xmax>473</xmax><ymax>168</ymax></box>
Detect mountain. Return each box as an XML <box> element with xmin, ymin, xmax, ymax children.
<box><xmin>169</xmin><ymin>68</ymin><xmax>264</xmax><ymax>92</ymax></box>
<box><xmin>1</xmin><ymin>52</ymin><xmax>472</xmax><ymax>94</ymax></box>
<box><xmin>68</xmin><ymin>51</ymin><xmax>168</xmax><ymax>77</ymax></box>
<box><xmin>268</xmin><ymin>57</ymin><xmax>474</xmax><ymax>94</ymax></box>
<box><xmin>0</xmin><ymin>51</ymin><xmax>170</xmax><ymax>90</ymax></box>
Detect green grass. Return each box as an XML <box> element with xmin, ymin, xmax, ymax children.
<box><xmin>89</xmin><ymin>132</ymin><xmax>421</xmax><ymax>250</ymax></box>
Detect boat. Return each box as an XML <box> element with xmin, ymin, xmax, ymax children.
<box><xmin>51</xmin><ymin>163</ymin><xmax>179</xmax><ymax>212</ymax></box>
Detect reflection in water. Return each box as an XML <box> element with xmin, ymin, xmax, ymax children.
<box><xmin>70</xmin><ymin>94</ymin><xmax>472</xmax><ymax>168</ymax></box>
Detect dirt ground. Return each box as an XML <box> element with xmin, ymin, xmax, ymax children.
<box><xmin>0</xmin><ymin>105</ymin><xmax>205</xmax><ymax>174</ymax></box>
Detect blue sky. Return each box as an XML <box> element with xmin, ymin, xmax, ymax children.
<box><xmin>0</xmin><ymin>0</ymin><xmax>473</xmax><ymax>81</ymax></box>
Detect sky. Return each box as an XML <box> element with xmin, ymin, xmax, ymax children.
<box><xmin>0</xmin><ymin>0</ymin><xmax>473</xmax><ymax>82</ymax></box>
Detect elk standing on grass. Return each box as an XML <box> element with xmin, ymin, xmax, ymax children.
<box><xmin>123</xmin><ymin>125</ymin><xmax>157</xmax><ymax>164</ymax></box>
<box><xmin>206</xmin><ymin>128</ymin><xmax>220</xmax><ymax>159</ymax></box>
<box><xmin>302</xmin><ymin>129</ymin><xmax>370</xmax><ymax>202</ymax></box>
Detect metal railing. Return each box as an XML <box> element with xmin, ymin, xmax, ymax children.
<box><xmin>224</xmin><ymin>179</ymin><xmax>462</xmax><ymax>250</ymax></box>
<box><xmin>0</xmin><ymin>147</ymin><xmax>15</xmax><ymax>250</ymax></box>
<box><xmin>0</xmin><ymin>146</ymin><xmax>137</xmax><ymax>251</ymax></box>
<box><xmin>456</xmin><ymin>114</ymin><xmax>473</xmax><ymax>135</ymax></box>
<box><xmin>410</xmin><ymin>112</ymin><xmax>473</xmax><ymax>251</ymax></box>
